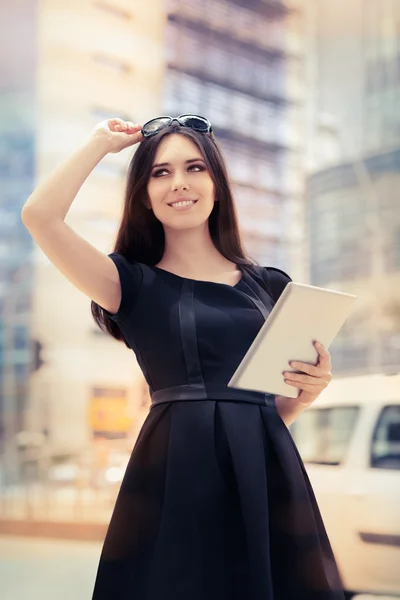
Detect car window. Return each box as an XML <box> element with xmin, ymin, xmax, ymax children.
<box><xmin>290</xmin><ymin>406</ymin><xmax>359</xmax><ymax>465</ymax></box>
<box><xmin>370</xmin><ymin>404</ymin><xmax>400</xmax><ymax>470</ymax></box>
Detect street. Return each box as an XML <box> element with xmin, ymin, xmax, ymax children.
<box><xmin>0</xmin><ymin>536</ymin><xmax>102</xmax><ymax>600</ymax></box>
<box><xmin>0</xmin><ymin>535</ymin><xmax>398</xmax><ymax>600</ymax></box>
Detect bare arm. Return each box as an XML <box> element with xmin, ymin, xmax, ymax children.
<box><xmin>275</xmin><ymin>395</ymin><xmax>313</xmax><ymax>427</ymax></box>
<box><xmin>21</xmin><ymin>119</ymin><xmax>143</xmax><ymax>314</ymax></box>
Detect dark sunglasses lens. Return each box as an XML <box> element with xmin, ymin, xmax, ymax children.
<box><xmin>142</xmin><ymin>117</ymin><xmax>171</xmax><ymax>136</ymax></box>
<box><xmin>179</xmin><ymin>116</ymin><xmax>210</xmax><ymax>131</ymax></box>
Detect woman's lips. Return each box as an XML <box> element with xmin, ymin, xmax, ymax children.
<box><xmin>168</xmin><ymin>199</ymin><xmax>198</xmax><ymax>210</ymax></box>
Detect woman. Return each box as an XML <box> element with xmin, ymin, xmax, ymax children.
<box><xmin>21</xmin><ymin>115</ymin><xmax>344</xmax><ymax>599</ymax></box>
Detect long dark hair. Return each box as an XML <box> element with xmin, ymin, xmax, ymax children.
<box><xmin>91</xmin><ymin>125</ymin><xmax>256</xmax><ymax>345</ymax></box>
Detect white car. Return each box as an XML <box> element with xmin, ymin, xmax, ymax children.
<box><xmin>290</xmin><ymin>373</ymin><xmax>400</xmax><ymax>598</ymax></box>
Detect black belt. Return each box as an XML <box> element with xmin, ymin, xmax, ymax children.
<box><xmin>151</xmin><ymin>384</ymin><xmax>276</xmax><ymax>408</ymax></box>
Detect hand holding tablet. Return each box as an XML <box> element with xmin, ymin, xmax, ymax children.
<box><xmin>282</xmin><ymin>340</ymin><xmax>334</xmax><ymax>405</ymax></box>
<box><xmin>228</xmin><ymin>282</ymin><xmax>357</xmax><ymax>399</ymax></box>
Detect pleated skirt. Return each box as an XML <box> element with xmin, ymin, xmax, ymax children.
<box><xmin>92</xmin><ymin>399</ymin><xmax>345</xmax><ymax>599</ymax></box>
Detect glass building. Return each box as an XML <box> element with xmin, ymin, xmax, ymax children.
<box><xmin>304</xmin><ymin>0</ymin><xmax>400</xmax><ymax>377</ymax></box>
<box><xmin>363</xmin><ymin>0</ymin><xmax>400</xmax><ymax>154</ymax></box>
<box><xmin>0</xmin><ymin>2</ymin><xmax>36</xmax><ymax>453</ymax></box>
<box><xmin>162</xmin><ymin>0</ymin><xmax>305</xmax><ymax>269</ymax></box>
<box><xmin>307</xmin><ymin>149</ymin><xmax>400</xmax><ymax>374</ymax></box>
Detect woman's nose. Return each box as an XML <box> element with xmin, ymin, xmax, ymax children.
<box><xmin>171</xmin><ymin>173</ymin><xmax>189</xmax><ymax>191</ymax></box>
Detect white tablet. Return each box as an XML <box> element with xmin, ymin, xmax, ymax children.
<box><xmin>228</xmin><ymin>282</ymin><xmax>357</xmax><ymax>399</ymax></box>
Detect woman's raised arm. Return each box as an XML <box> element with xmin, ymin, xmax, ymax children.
<box><xmin>21</xmin><ymin>119</ymin><xmax>143</xmax><ymax>314</ymax></box>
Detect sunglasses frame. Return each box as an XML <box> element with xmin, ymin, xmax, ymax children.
<box><xmin>141</xmin><ymin>114</ymin><xmax>213</xmax><ymax>138</ymax></box>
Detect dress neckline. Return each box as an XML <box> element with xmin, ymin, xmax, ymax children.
<box><xmin>150</xmin><ymin>265</ymin><xmax>245</xmax><ymax>289</ymax></box>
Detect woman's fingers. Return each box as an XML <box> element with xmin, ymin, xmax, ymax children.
<box><xmin>289</xmin><ymin>361</ymin><xmax>318</xmax><ymax>376</ymax></box>
<box><xmin>283</xmin><ymin>372</ymin><xmax>322</xmax><ymax>386</ymax></box>
<box><xmin>315</xmin><ymin>341</ymin><xmax>331</xmax><ymax>367</ymax></box>
<box><xmin>289</xmin><ymin>342</ymin><xmax>332</xmax><ymax>377</ymax></box>
<box><xmin>107</xmin><ymin>119</ymin><xmax>141</xmax><ymax>133</ymax></box>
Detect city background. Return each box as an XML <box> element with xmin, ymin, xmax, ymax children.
<box><xmin>0</xmin><ymin>0</ymin><xmax>399</xmax><ymax>598</ymax></box>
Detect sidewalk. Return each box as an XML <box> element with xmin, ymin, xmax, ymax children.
<box><xmin>0</xmin><ymin>484</ymin><xmax>114</xmax><ymax>540</ymax></box>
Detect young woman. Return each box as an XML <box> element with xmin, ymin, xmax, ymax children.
<box><xmin>21</xmin><ymin>115</ymin><xmax>343</xmax><ymax>599</ymax></box>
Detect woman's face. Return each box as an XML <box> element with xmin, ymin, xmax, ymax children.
<box><xmin>146</xmin><ymin>133</ymin><xmax>216</xmax><ymax>230</ymax></box>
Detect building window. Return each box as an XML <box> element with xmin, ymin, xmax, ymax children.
<box><xmin>207</xmin><ymin>84</ymin><xmax>231</xmax><ymax>129</ymax></box>
<box><xmin>231</xmin><ymin>92</ymin><xmax>257</xmax><ymax>136</ymax></box>
<box><xmin>168</xmin><ymin>73</ymin><xmax>204</xmax><ymax>114</ymax></box>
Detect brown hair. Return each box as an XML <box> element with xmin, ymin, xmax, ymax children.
<box><xmin>91</xmin><ymin>125</ymin><xmax>255</xmax><ymax>346</ymax></box>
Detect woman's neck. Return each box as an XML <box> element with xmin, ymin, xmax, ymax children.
<box><xmin>158</xmin><ymin>226</ymin><xmax>235</xmax><ymax>276</ymax></box>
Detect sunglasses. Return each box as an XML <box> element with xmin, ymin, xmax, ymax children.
<box><xmin>141</xmin><ymin>114</ymin><xmax>213</xmax><ymax>138</ymax></box>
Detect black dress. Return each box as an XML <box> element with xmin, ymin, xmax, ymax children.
<box><xmin>92</xmin><ymin>253</ymin><xmax>345</xmax><ymax>600</ymax></box>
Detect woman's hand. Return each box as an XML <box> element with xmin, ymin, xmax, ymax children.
<box><xmin>282</xmin><ymin>341</ymin><xmax>332</xmax><ymax>406</ymax></box>
<box><xmin>91</xmin><ymin>118</ymin><xmax>144</xmax><ymax>154</ymax></box>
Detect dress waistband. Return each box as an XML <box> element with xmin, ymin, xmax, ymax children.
<box><xmin>150</xmin><ymin>384</ymin><xmax>276</xmax><ymax>408</ymax></box>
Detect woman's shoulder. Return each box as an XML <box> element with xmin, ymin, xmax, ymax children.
<box><xmin>247</xmin><ymin>264</ymin><xmax>292</xmax><ymax>302</ymax></box>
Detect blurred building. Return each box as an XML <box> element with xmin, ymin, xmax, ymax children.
<box><xmin>0</xmin><ymin>1</ymin><xmax>37</xmax><ymax>455</ymax></box>
<box><xmin>0</xmin><ymin>0</ymin><xmax>310</xmax><ymax>473</ymax></box>
<box><xmin>1</xmin><ymin>0</ymin><xmax>308</xmax><ymax>464</ymax></box>
<box><xmin>304</xmin><ymin>0</ymin><xmax>400</xmax><ymax>376</ymax></box>
<box><xmin>363</xmin><ymin>0</ymin><xmax>400</xmax><ymax>154</ymax></box>
<box><xmin>307</xmin><ymin>149</ymin><xmax>400</xmax><ymax>375</ymax></box>
<box><xmin>163</xmin><ymin>0</ymin><xmax>307</xmax><ymax>274</ymax></box>
<box><xmin>0</xmin><ymin>0</ymin><xmax>166</xmax><ymax>465</ymax></box>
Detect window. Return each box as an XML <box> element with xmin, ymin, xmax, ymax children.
<box><xmin>178</xmin><ymin>74</ymin><xmax>204</xmax><ymax>114</ymax></box>
<box><xmin>254</xmin><ymin>101</ymin><xmax>278</xmax><ymax>143</ymax></box>
<box><xmin>230</xmin><ymin>55</ymin><xmax>254</xmax><ymax>88</ymax></box>
<box><xmin>371</xmin><ymin>405</ymin><xmax>400</xmax><ymax>470</ymax></box>
<box><xmin>207</xmin><ymin>46</ymin><xmax>230</xmax><ymax>79</ymax></box>
<box><xmin>180</xmin><ymin>32</ymin><xmax>204</xmax><ymax>71</ymax></box>
<box><xmin>207</xmin><ymin>84</ymin><xmax>231</xmax><ymax>128</ymax></box>
<box><xmin>231</xmin><ymin>93</ymin><xmax>256</xmax><ymax>135</ymax></box>
<box><xmin>290</xmin><ymin>406</ymin><xmax>360</xmax><ymax>465</ymax></box>
<box><xmin>230</xmin><ymin>5</ymin><xmax>256</xmax><ymax>43</ymax></box>
<box><xmin>256</xmin><ymin>155</ymin><xmax>278</xmax><ymax>189</ymax></box>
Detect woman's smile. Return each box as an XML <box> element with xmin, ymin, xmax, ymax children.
<box><xmin>168</xmin><ymin>198</ymin><xmax>199</xmax><ymax>210</ymax></box>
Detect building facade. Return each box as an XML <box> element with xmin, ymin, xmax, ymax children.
<box><xmin>304</xmin><ymin>0</ymin><xmax>400</xmax><ymax>376</ymax></box>
<box><xmin>363</xmin><ymin>0</ymin><xmax>400</xmax><ymax>154</ymax></box>
<box><xmin>0</xmin><ymin>0</ymin><xmax>37</xmax><ymax>456</ymax></box>
<box><xmin>307</xmin><ymin>150</ymin><xmax>400</xmax><ymax>375</ymax></box>
<box><xmin>1</xmin><ymin>0</ymin><xmax>166</xmax><ymax>466</ymax></box>
<box><xmin>163</xmin><ymin>0</ymin><xmax>306</xmax><ymax>274</ymax></box>
<box><xmin>1</xmin><ymin>0</ymin><xmax>308</xmax><ymax>468</ymax></box>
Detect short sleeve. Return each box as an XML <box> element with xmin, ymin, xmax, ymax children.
<box><xmin>103</xmin><ymin>252</ymin><xmax>143</xmax><ymax>323</ymax></box>
<box><xmin>261</xmin><ymin>267</ymin><xmax>292</xmax><ymax>303</ymax></box>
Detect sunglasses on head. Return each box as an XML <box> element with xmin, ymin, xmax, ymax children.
<box><xmin>141</xmin><ymin>114</ymin><xmax>213</xmax><ymax>138</ymax></box>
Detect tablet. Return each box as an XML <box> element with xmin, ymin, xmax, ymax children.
<box><xmin>228</xmin><ymin>282</ymin><xmax>357</xmax><ymax>399</ymax></box>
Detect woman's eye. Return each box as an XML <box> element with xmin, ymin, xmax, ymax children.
<box><xmin>151</xmin><ymin>164</ymin><xmax>205</xmax><ymax>178</ymax></box>
<box><xmin>152</xmin><ymin>169</ymin><xmax>168</xmax><ymax>177</ymax></box>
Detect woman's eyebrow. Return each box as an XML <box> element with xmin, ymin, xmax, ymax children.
<box><xmin>151</xmin><ymin>158</ymin><xmax>205</xmax><ymax>169</ymax></box>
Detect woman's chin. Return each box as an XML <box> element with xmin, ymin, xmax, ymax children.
<box><xmin>161</xmin><ymin>215</ymin><xmax>211</xmax><ymax>231</ymax></box>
